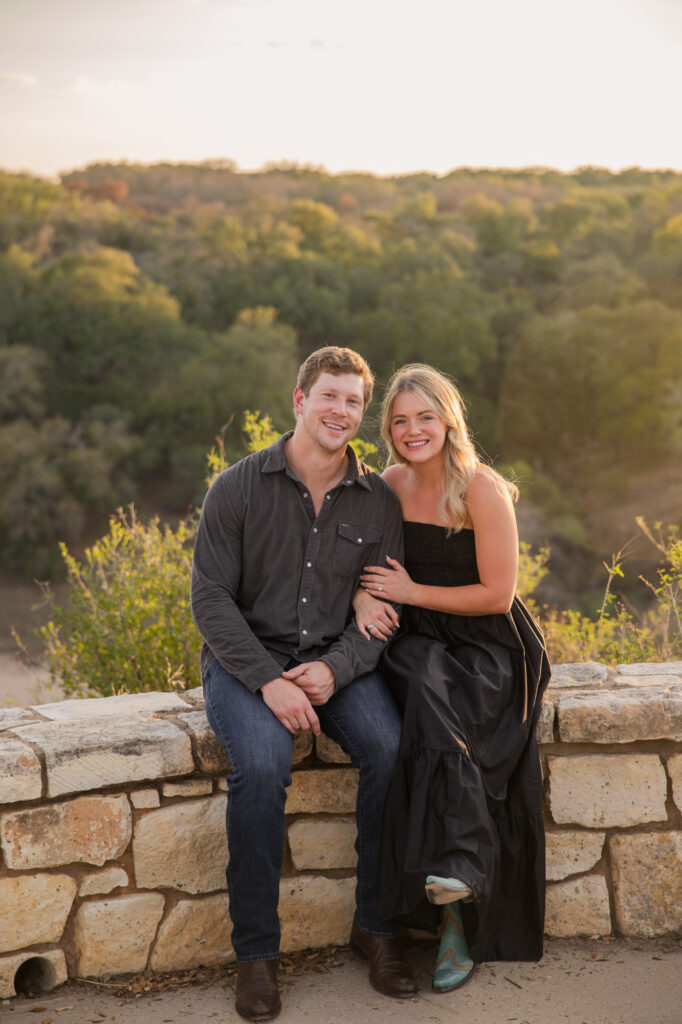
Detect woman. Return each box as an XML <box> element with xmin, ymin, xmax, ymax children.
<box><xmin>354</xmin><ymin>364</ymin><xmax>550</xmax><ymax>993</ymax></box>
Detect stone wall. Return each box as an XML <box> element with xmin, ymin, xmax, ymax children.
<box><xmin>1</xmin><ymin>661</ymin><xmax>681</xmax><ymax>998</ymax></box>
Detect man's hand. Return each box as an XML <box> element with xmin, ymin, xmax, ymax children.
<box><xmin>282</xmin><ymin>661</ymin><xmax>336</xmax><ymax>705</ymax></box>
<box><xmin>261</xmin><ymin>677</ymin><xmax>321</xmax><ymax>735</ymax></box>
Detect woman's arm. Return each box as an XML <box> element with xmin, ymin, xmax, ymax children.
<box><xmin>361</xmin><ymin>472</ymin><xmax>518</xmax><ymax>616</ymax></box>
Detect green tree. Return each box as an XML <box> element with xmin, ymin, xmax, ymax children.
<box><xmin>500</xmin><ymin>300</ymin><xmax>682</xmax><ymax>476</ymax></box>
<box><xmin>18</xmin><ymin>248</ymin><xmax>205</xmax><ymax>420</ymax></box>
<box><xmin>0</xmin><ymin>246</ymin><xmax>36</xmax><ymax>343</ymax></box>
<box><xmin>0</xmin><ymin>415</ymin><xmax>136</xmax><ymax>575</ymax></box>
<box><xmin>0</xmin><ymin>345</ymin><xmax>46</xmax><ymax>420</ymax></box>
<box><xmin>148</xmin><ymin>307</ymin><xmax>300</xmax><ymax>502</ymax></box>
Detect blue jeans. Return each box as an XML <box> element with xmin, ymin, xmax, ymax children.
<box><xmin>203</xmin><ymin>658</ymin><xmax>402</xmax><ymax>961</ymax></box>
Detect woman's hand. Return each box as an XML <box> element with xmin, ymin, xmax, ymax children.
<box><xmin>353</xmin><ymin>585</ymin><xmax>399</xmax><ymax>641</ymax></box>
<box><xmin>360</xmin><ymin>556</ymin><xmax>418</xmax><ymax>606</ymax></box>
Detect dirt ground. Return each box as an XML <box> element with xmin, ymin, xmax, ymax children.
<box><xmin>2</xmin><ymin>937</ymin><xmax>681</xmax><ymax>1024</ymax></box>
<box><xmin>0</xmin><ymin>653</ymin><xmax>62</xmax><ymax>708</ymax></box>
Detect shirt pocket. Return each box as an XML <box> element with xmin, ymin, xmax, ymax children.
<box><xmin>333</xmin><ymin>521</ymin><xmax>383</xmax><ymax>577</ymax></box>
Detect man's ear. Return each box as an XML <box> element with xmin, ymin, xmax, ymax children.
<box><xmin>293</xmin><ymin>387</ymin><xmax>305</xmax><ymax>417</ymax></box>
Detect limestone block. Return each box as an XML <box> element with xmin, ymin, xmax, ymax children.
<box><xmin>32</xmin><ymin>691</ymin><xmax>188</xmax><ymax>720</ymax></box>
<box><xmin>669</xmin><ymin>755</ymin><xmax>682</xmax><ymax>814</ymax></box>
<box><xmin>544</xmin><ymin>875</ymin><xmax>611</xmax><ymax>937</ymax></box>
<box><xmin>73</xmin><ymin>893</ymin><xmax>165</xmax><ymax>978</ymax></box>
<box><xmin>1</xmin><ymin>793</ymin><xmax>132</xmax><ymax>869</ymax></box>
<box><xmin>288</xmin><ymin>818</ymin><xmax>357</xmax><ymax>870</ymax></box>
<box><xmin>613</xmin><ymin>674</ymin><xmax>681</xmax><ymax>688</ymax></box>
<box><xmin>80</xmin><ymin>866</ymin><xmax>129</xmax><ymax>896</ymax></box>
<box><xmin>11</xmin><ymin>715</ymin><xmax>194</xmax><ymax>797</ymax></box>
<box><xmin>548</xmin><ymin>755</ymin><xmax>667</xmax><ymax>828</ymax></box>
<box><xmin>610</xmin><ymin>832</ymin><xmax>682</xmax><ymax>937</ymax></box>
<box><xmin>0</xmin><ymin>948</ymin><xmax>67</xmax><ymax>1000</ymax></box>
<box><xmin>545</xmin><ymin>830</ymin><xmax>605</xmax><ymax>881</ymax></box>
<box><xmin>216</xmin><ymin>777</ymin><xmax>227</xmax><ymax>792</ymax></box>
<box><xmin>133</xmin><ymin>795</ymin><xmax>227</xmax><ymax>893</ymax></box>
<box><xmin>293</xmin><ymin>731</ymin><xmax>314</xmax><ymax>764</ymax></box>
<box><xmin>0</xmin><ymin>708</ymin><xmax>35</xmax><ymax>730</ymax></box>
<box><xmin>150</xmin><ymin>895</ymin><xmax>234</xmax><ymax>971</ymax></box>
<box><xmin>130</xmin><ymin>788</ymin><xmax>160</xmax><ymax>809</ymax></box>
<box><xmin>279</xmin><ymin>875</ymin><xmax>355</xmax><ymax>951</ymax></box>
<box><xmin>162</xmin><ymin>778</ymin><xmax>213</xmax><ymax>798</ymax></box>
<box><xmin>0</xmin><ymin>874</ymin><xmax>77</xmax><ymax>953</ymax></box>
<box><xmin>0</xmin><ymin>735</ymin><xmax>41</xmax><ymax>803</ymax></box>
<box><xmin>177</xmin><ymin>711</ymin><xmax>230</xmax><ymax>774</ymax></box>
<box><xmin>315</xmin><ymin>733</ymin><xmax>351</xmax><ymax>763</ymax></box>
<box><xmin>556</xmin><ymin>686</ymin><xmax>682</xmax><ymax>743</ymax></box>
<box><xmin>178</xmin><ymin>710</ymin><xmax>311</xmax><ymax>774</ymax></box>
<box><xmin>549</xmin><ymin>662</ymin><xmax>608</xmax><ymax>689</ymax></box>
<box><xmin>286</xmin><ymin>769</ymin><xmax>359</xmax><ymax>815</ymax></box>
<box><xmin>616</xmin><ymin>661</ymin><xmax>682</xmax><ymax>677</ymax></box>
<box><xmin>179</xmin><ymin>686</ymin><xmax>205</xmax><ymax>706</ymax></box>
<box><xmin>535</xmin><ymin>700</ymin><xmax>555</xmax><ymax>744</ymax></box>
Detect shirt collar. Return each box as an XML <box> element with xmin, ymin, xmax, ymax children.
<box><xmin>262</xmin><ymin>431</ymin><xmax>373</xmax><ymax>491</ymax></box>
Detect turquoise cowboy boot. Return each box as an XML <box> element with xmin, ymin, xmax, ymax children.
<box><xmin>432</xmin><ymin>901</ymin><xmax>475</xmax><ymax>993</ymax></box>
<box><xmin>425</xmin><ymin>874</ymin><xmax>472</xmax><ymax>905</ymax></box>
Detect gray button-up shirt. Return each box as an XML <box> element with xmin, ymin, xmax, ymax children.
<box><xmin>191</xmin><ymin>432</ymin><xmax>403</xmax><ymax>693</ymax></box>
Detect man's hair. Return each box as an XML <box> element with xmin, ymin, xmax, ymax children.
<box><xmin>296</xmin><ymin>347</ymin><xmax>374</xmax><ymax>408</ymax></box>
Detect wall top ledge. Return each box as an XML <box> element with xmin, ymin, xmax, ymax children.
<box><xmin>32</xmin><ymin>691</ymin><xmax>190</xmax><ymax>722</ymax></box>
<box><xmin>616</xmin><ymin>661</ymin><xmax>682</xmax><ymax>676</ymax></box>
<box><xmin>548</xmin><ymin>662</ymin><xmax>682</xmax><ymax>694</ymax></box>
<box><xmin>549</xmin><ymin>662</ymin><xmax>609</xmax><ymax>688</ymax></box>
<box><xmin>0</xmin><ymin>664</ymin><xmax>681</xmax><ymax>791</ymax></box>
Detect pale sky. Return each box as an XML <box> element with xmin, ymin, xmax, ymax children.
<box><xmin>1</xmin><ymin>0</ymin><xmax>681</xmax><ymax>178</ymax></box>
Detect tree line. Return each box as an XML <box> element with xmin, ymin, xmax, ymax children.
<box><xmin>1</xmin><ymin>161</ymin><xmax>681</xmax><ymax>600</ymax></box>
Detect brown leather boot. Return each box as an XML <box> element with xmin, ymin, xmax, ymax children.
<box><xmin>235</xmin><ymin>959</ymin><xmax>281</xmax><ymax>1022</ymax></box>
<box><xmin>350</xmin><ymin>921</ymin><xmax>418</xmax><ymax>998</ymax></box>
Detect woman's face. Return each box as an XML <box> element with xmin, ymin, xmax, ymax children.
<box><xmin>389</xmin><ymin>389</ymin><xmax>447</xmax><ymax>466</ymax></box>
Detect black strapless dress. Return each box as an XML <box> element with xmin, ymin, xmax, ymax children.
<box><xmin>378</xmin><ymin>522</ymin><xmax>551</xmax><ymax>962</ymax></box>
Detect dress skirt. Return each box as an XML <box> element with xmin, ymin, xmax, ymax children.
<box><xmin>377</xmin><ymin>523</ymin><xmax>551</xmax><ymax>962</ymax></box>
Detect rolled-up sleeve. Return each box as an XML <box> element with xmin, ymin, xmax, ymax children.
<box><xmin>191</xmin><ymin>473</ymin><xmax>284</xmax><ymax>692</ymax></box>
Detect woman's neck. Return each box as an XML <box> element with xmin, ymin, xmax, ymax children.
<box><xmin>407</xmin><ymin>456</ymin><xmax>444</xmax><ymax>492</ymax></box>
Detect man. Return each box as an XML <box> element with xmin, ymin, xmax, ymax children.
<box><xmin>191</xmin><ymin>347</ymin><xmax>416</xmax><ymax>1021</ymax></box>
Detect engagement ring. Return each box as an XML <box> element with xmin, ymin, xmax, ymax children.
<box><xmin>367</xmin><ymin>623</ymin><xmax>375</xmax><ymax>631</ymax></box>
<box><xmin>378</xmin><ymin>585</ymin><xmax>383</xmax><ymax>592</ymax></box>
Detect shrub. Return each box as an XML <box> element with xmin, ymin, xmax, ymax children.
<box><xmin>38</xmin><ymin>506</ymin><xmax>199</xmax><ymax>696</ymax></box>
<box><xmin>541</xmin><ymin>520</ymin><xmax>682</xmax><ymax>664</ymax></box>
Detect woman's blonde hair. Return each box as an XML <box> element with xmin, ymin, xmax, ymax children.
<box><xmin>381</xmin><ymin>364</ymin><xmax>518</xmax><ymax>530</ymax></box>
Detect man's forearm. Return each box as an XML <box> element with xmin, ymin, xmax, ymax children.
<box><xmin>320</xmin><ymin>622</ymin><xmax>384</xmax><ymax>690</ymax></box>
<box><xmin>191</xmin><ymin>564</ymin><xmax>284</xmax><ymax>692</ymax></box>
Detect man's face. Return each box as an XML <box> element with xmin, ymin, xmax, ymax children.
<box><xmin>293</xmin><ymin>371</ymin><xmax>365</xmax><ymax>454</ymax></box>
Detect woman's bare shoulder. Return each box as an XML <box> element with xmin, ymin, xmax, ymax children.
<box><xmin>465</xmin><ymin>468</ymin><xmax>513</xmax><ymax>510</ymax></box>
<box><xmin>381</xmin><ymin>464</ymin><xmax>407</xmax><ymax>490</ymax></box>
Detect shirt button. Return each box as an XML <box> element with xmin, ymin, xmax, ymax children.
<box><xmin>302</xmin><ymin>597</ymin><xmax>307</xmax><ymax>603</ymax></box>
<box><xmin>306</xmin><ymin>561</ymin><xmax>312</xmax><ymax>568</ymax></box>
<box><xmin>303</xmin><ymin>492</ymin><xmax>308</xmax><ymax>498</ymax></box>
<box><xmin>325</xmin><ymin>494</ymin><xmax>330</xmax><ymax>500</ymax></box>
<box><xmin>302</xmin><ymin>629</ymin><xmax>308</xmax><ymax>635</ymax></box>
<box><xmin>357</xmin><ymin>537</ymin><xmax>362</xmax><ymax>543</ymax></box>
<box><xmin>313</xmin><ymin>528</ymin><xmax>318</xmax><ymax>533</ymax></box>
